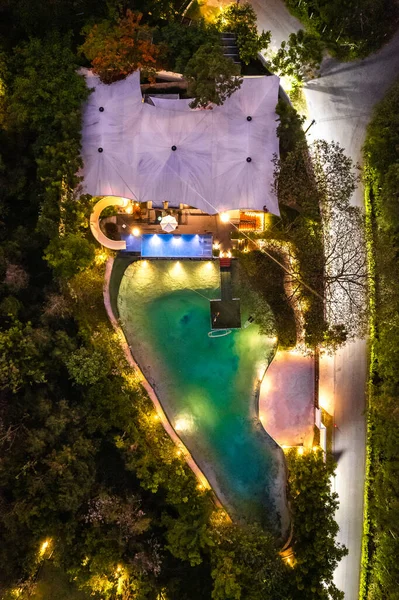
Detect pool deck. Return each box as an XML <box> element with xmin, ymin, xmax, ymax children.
<box><xmin>259</xmin><ymin>349</ymin><xmax>315</xmax><ymax>448</ymax></box>
<box><xmin>106</xmin><ymin>212</ymin><xmax>235</xmax><ymax>253</ymax></box>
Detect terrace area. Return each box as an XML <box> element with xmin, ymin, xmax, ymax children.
<box><xmin>94</xmin><ymin>198</ymin><xmax>268</xmax><ymax>257</ymax></box>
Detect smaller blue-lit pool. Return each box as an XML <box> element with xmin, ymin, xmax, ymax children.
<box><xmin>141</xmin><ymin>233</ymin><xmax>213</xmax><ymax>258</ymax></box>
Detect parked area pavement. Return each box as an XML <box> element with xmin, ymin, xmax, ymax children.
<box><xmin>259</xmin><ymin>349</ymin><xmax>314</xmax><ymax>448</ymax></box>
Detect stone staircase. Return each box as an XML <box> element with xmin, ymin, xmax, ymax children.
<box><xmin>220</xmin><ymin>33</ymin><xmax>240</xmax><ymax>65</ymax></box>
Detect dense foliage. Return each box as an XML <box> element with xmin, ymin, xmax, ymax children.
<box><xmin>286</xmin><ymin>449</ymin><xmax>348</xmax><ymax>600</ymax></box>
<box><xmin>217</xmin><ymin>3</ymin><xmax>271</xmax><ymax>65</ymax></box>
<box><xmin>271</xmin><ymin>29</ymin><xmax>323</xmax><ymax>82</ymax></box>
<box><xmin>79</xmin><ymin>3</ymin><xmax>268</xmax><ymax>106</ymax></box>
<box><xmin>238</xmin><ymin>250</ymin><xmax>297</xmax><ymax>349</ymax></box>
<box><xmin>158</xmin><ymin>20</ymin><xmax>220</xmax><ymax>74</ymax></box>
<box><xmin>361</xmin><ymin>78</ymin><xmax>399</xmax><ymax>600</ymax></box>
<box><xmin>239</xmin><ymin>103</ymin><xmax>366</xmax><ymax>350</ymax></box>
<box><xmin>184</xmin><ymin>43</ymin><xmax>242</xmax><ymax>108</ymax></box>
<box><xmin>2</xmin><ymin>34</ymin><xmax>90</xmax><ymax>239</ymax></box>
<box><xmin>283</xmin><ymin>0</ymin><xmax>398</xmax><ymax>60</ymax></box>
<box><xmin>274</xmin><ymin>104</ymin><xmax>366</xmax><ymax>348</ymax></box>
<box><xmin>80</xmin><ymin>11</ymin><xmax>161</xmax><ymax>83</ymax></box>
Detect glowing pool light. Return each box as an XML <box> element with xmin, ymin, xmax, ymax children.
<box><xmin>150</xmin><ymin>234</ymin><xmax>161</xmax><ymax>245</ymax></box>
<box><xmin>175</xmin><ymin>415</ymin><xmax>194</xmax><ymax>433</ymax></box>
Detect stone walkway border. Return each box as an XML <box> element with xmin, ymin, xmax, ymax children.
<box><xmin>103</xmin><ymin>256</ymin><xmax>225</xmax><ymax>510</ymax></box>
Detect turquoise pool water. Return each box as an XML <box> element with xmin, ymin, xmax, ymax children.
<box><xmin>117</xmin><ymin>260</ymin><xmax>282</xmax><ymax>526</ymax></box>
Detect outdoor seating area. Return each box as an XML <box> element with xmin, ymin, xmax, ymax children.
<box><xmin>98</xmin><ymin>200</ymin><xmax>237</xmax><ymax>254</ymax></box>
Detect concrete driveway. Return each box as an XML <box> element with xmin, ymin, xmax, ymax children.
<box><xmin>304</xmin><ymin>29</ymin><xmax>399</xmax><ymax>206</ymax></box>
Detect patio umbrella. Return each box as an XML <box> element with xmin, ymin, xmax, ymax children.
<box><xmin>160</xmin><ymin>215</ymin><xmax>178</xmax><ymax>232</ymax></box>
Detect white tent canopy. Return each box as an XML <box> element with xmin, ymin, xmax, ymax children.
<box><xmin>80</xmin><ymin>69</ymin><xmax>280</xmax><ymax>215</ymax></box>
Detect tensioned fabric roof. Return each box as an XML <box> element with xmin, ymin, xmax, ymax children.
<box><xmin>80</xmin><ymin>69</ymin><xmax>280</xmax><ymax>215</ymax></box>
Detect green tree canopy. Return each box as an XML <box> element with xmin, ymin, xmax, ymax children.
<box><xmin>158</xmin><ymin>20</ymin><xmax>220</xmax><ymax>74</ymax></box>
<box><xmin>217</xmin><ymin>3</ymin><xmax>271</xmax><ymax>65</ymax></box>
<box><xmin>44</xmin><ymin>234</ymin><xmax>95</xmax><ymax>280</ymax></box>
<box><xmin>184</xmin><ymin>44</ymin><xmax>242</xmax><ymax>109</ymax></box>
<box><xmin>272</xmin><ymin>29</ymin><xmax>324</xmax><ymax>82</ymax></box>
<box><xmin>287</xmin><ymin>449</ymin><xmax>347</xmax><ymax>599</ymax></box>
<box><xmin>65</xmin><ymin>347</ymin><xmax>111</xmax><ymax>386</ymax></box>
<box><xmin>0</xmin><ymin>320</ymin><xmax>47</xmax><ymax>392</ymax></box>
<box><xmin>4</xmin><ymin>34</ymin><xmax>90</xmax><ymax>238</ymax></box>
<box><xmin>211</xmin><ymin>523</ymin><xmax>290</xmax><ymax>600</ymax></box>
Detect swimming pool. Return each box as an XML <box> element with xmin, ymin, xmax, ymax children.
<box><xmin>117</xmin><ymin>260</ymin><xmax>287</xmax><ymax>529</ymax></box>
<box><xmin>141</xmin><ymin>234</ymin><xmax>213</xmax><ymax>258</ymax></box>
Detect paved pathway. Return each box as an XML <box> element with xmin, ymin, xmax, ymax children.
<box><xmin>323</xmin><ymin>340</ymin><xmax>368</xmax><ymax>600</ymax></box>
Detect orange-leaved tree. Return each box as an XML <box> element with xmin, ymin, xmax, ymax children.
<box><xmin>80</xmin><ymin>10</ymin><xmax>161</xmax><ymax>84</ymax></box>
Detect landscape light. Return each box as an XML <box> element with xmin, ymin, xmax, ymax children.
<box><xmin>220</xmin><ymin>212</ymin><xmax>230</xmax><ymax>223</ymax></box>
<box><xmin>125</xmin><ymin>204</ymin><xmax>133</xmax><ymax>214</ymax></box>
<box><xmin>175</xmin><ymin>416</ymin><xmax>192</xmax><ymax>432</ymax></box>
<box><xmin>297</xmin><ymin>446</ymin><xmax>304</xmax><ymax>456</ymax></box>
<box><xmin>132</xmin><ymin>227</ymin><xmax>140</xmax><ymax>237</ymax></box>
<box><xmin>39</xmin><ymin>539</ymin><xmax>52</xmax><ymax>557</ymax></box>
